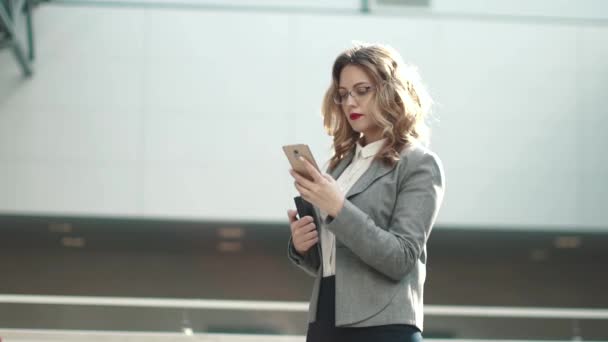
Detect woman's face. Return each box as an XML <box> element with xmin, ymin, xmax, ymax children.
<box><xmin>338</xmin><ymin>64</ymin><xmax>383</xmax><ymax>143</ymax></box>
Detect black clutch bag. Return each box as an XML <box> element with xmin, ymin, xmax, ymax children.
<box><xmin>293</xmin><ymin>196</ymin><xmax>322</xmax><ymax>265</ymax></box>
<box><xmin>294</xmin><ymin>196</ymin><xmax>316</xmax><ymax>221</ymax></box>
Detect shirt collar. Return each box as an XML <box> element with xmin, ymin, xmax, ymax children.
<box><xmin>355</xmin><ymin>138</ymin><xmax>387</xmax><ymax>159</ymax></box>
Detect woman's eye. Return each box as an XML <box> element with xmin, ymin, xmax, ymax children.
<box><xmin>356</xmin><ymin>87</ymin><xmax>369</xmax><ymax>95</ymax></box>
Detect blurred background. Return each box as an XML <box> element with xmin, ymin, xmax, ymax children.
<box><xmin>1</xmin><ymin>0</ymin><xmax>607</xmax><ymax>341</ymax></box>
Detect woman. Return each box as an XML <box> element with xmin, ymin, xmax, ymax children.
<box><xmin>287</xmin><ymin>42</ymin><xmax>445</xmax><ymax>342</ymax></box>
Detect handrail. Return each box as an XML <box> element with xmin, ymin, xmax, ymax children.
<box><xmin>50</xmin><ymin>0</ymin><xmax>365</xmax><ymax>15</ymax></box>
<box><xmin>48</xmin><ymin>0</ymin><xmax>608</xmax><ymax>25</ymax></box>
<box><xmin>2</xmin><ymin>294</ymin><xmax>608</xmax><ymax>320</ymax></box>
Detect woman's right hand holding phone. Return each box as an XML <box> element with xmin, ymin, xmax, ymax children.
<box><xmin>287</xmin><ymin>209</ymin><xmax>319</xmax><ymax>255</ymax></box>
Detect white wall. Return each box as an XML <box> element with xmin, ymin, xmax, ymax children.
<box><xmin>0</xmin><ymin>3</ymin><xmax>607</xmax><ymax>229</ymax></box>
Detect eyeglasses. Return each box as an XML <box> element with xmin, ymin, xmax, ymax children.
<box><xmin>333</xmin><ymin>85</ymin><xmax>376</xmax><ymax>105</ymax></box>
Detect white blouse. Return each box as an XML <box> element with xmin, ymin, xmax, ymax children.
<box><xmin>320</xmin><ymin>138</ymin><xmax>387</xmax><ymax>277</ymax></box>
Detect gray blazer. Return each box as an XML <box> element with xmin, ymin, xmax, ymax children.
<box><xmin>287</xmin><ymin>142</ymin><xmax>445</xmax><ymax>331</ymax></box>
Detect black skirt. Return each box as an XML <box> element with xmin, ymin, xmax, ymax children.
<box><xmin>306</xmin><ymin>276</ymin><xmax>423</xmax><ymax>342</ymax></box>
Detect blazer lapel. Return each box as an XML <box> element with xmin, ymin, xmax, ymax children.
<box><xmin>345</xmin><ymin>158</ymin><xmax>396</xmax><ymax>199</ymax></box>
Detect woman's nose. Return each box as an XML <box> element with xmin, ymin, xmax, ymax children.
<box><xmin>345</xmin><ymin>93</ymin><xmax>358</xmax><ymax>107</ymax></box>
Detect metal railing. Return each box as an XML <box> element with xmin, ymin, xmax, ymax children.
<box><xmin>2</xmin><ymin>294</ymin><xmax>608</xmax><ymax>319</ymax></box>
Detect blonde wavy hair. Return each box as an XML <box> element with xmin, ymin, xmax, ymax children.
<box><xmin>322</xmin><ymin>42</ymin><xmax>433</xmax><ymax>172</ymax></box>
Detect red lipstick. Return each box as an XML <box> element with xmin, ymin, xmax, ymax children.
<box><xmin>350</xmin><ymin>113</ymin><xmax>364</xmax><ymax>120</ymax></box>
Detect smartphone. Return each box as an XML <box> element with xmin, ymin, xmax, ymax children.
<box><xmin>282</xmin><ymin>144</ymin><xmax>321</xmax><ymax>181</ymax></box>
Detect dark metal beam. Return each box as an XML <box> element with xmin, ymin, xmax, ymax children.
<box><xmin>361</xmin><ymin>0</ymin><xmax>370</xmax><ymax>14</ymax></box>
<box><xmin>25</xmin><ymin>0</ymin><xmax>34</xmax><ymax>59</ymax></box>
<box><xmin>0</xmin><ymin>39</ymin><xmax>11</xmax><ymax>49</ymax></box>
<box><xmin>0</xmin><ymin>0</ymin><xmax>33</xmax><ymax>76</ymax></box>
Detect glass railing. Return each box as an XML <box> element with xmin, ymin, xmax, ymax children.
<box><xmin>1</xmin><ymin>294</ymin><xmax>607</xmax><ymax>340</ymax></box>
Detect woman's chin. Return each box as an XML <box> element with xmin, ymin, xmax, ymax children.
<box><xmin>348</xmin><ymin>122</ymin><xmax>366</xmax><ymax>132</ymax></box>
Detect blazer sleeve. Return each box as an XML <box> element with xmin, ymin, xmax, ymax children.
<box><xmin>325</xmin><ymin>151</ymin><xmax>445</xmax><ymax>281</ymax></box>
<box><xmin>287</xmin><ymin>237</ymin><xmax>321</xmax><ymax>277</ymax></box>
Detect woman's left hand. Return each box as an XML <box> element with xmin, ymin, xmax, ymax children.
<box><xmin>289</xmin><ymin>157</ymin><xmax>345</xmax><ymax>218</ymax></box>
